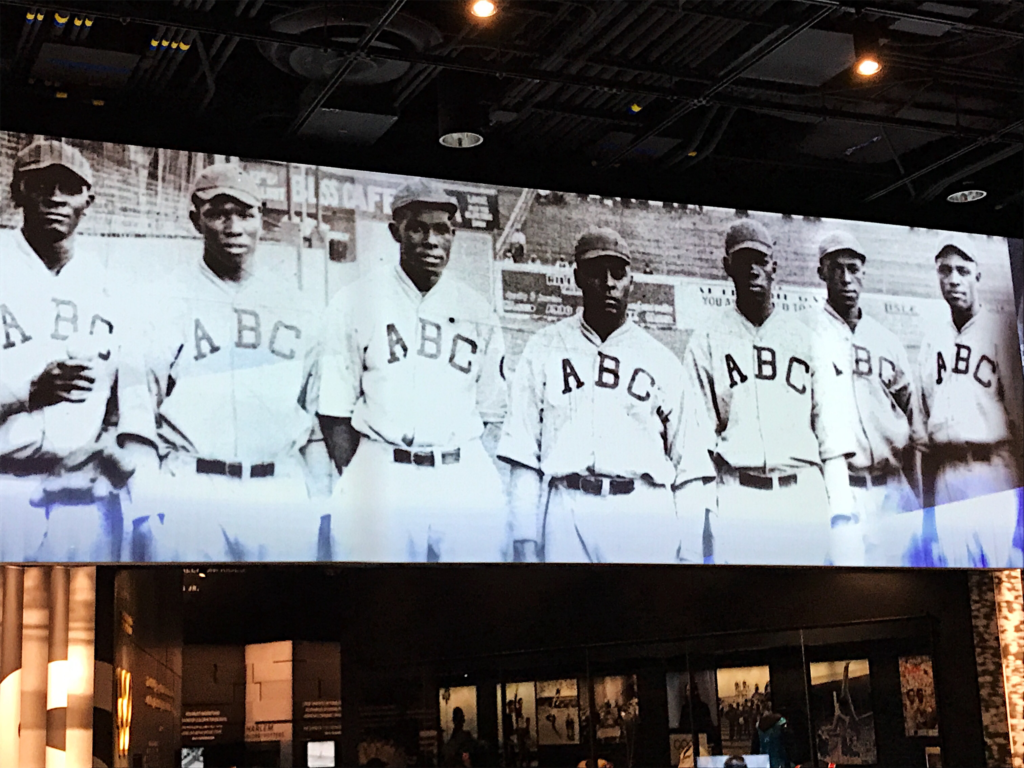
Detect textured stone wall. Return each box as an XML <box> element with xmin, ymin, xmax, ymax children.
<box><xmin>969</xmin><ymin>570</ymin><xmax>1024</xmax><ymax>768</ymax></box>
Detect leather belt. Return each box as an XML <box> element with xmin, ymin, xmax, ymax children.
<box><xmin>935</xmin><ymin>443</ymin><xmax>996</xmax><ymax>463</ymax></box>
<box><xmin>0</xmin><ymin>456</ymin><xmax>63</xmax><ymax>476</ymax></box>
<box><xmin>393</xmin><ymin>447</ymin><xmax>461</xmax><ymax>467</ymax></box>
<box><xmin>559</xmin><ymin>474</ymin><xmax>635</xmax><ymax>496</ymax></box>
<box><xmin>737</xmin><ymin>471</ymin><xmax>797</xmax><ymax>491</ymax></box>
<box><xmin>849</xmin><ymin>470</ymin><xmax>896</xmax><ymax>489</ymax></box>
<box><xmin>196</xmin><ymin>459</ymin><xmax>275</xmax><ymax>479</ymax></box>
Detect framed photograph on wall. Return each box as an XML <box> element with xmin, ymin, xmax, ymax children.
<box><xmin>581</xmin><ymin>675</ymin><xmax>639</xmax><ymax>743</ymax></box>
<box><xmin>899</xmin><ymin>655</ymin><xmax>939</xmax><ymax>737</ymax></box>
<box><xmin>715</xmin><ymin>666</ymin><xmax>771</xmax><ymax>756</ymax></box>
<box><xmin>808</xmin><ymin>660</ymin><xmax>877</xmax><ymax>766</ymax></box>
<box><xmin>925</xmin><ymin>745</ymin><xmax>943</xmax><ymax>767</ymax></box>
<box><xmin>497</xmin><ymin>680</ymin><xmax>539</xmax><ymax>759</ymax></box>
<box><xmin>536</xmin><ymin>679</ymin><xmax>580</xmax><ymax>746</ymax></box>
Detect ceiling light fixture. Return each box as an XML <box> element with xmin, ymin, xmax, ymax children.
<box><xmin>853</xmin><ymin>24</ymin><xmax>882</xmax><ymax>77</ymax></box>
<box><xmin>471</xmin><ymin>0</ymin><xmax>496</xmax><ymax>18</ymax></box>
<box><xmin>438</xmin><ymin>71</ymin><xmax>487</xmax><ymax>149</ymax></box>
<box><xmin>946</xmin><ymin>180</ymin><xmax>987</xmax><ymax>203</ymax></box>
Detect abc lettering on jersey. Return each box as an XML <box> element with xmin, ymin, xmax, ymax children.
<box><xmin>917</xmin><ymin>310</ymin><xmax>1024</xmax><ymax>449</ymax></box>
<box><xmin>117</xmin><ymin>260</ymin><xmax>319</xmax><ymax>463</ymax></box>
<box><xmin>683</xmin><ymin>306</ymin><xmax>854</xmax><ymax>474</ymax></box>
<box><xmin>1</xmin><ymin>230</ymin><xmax>118</xmax><ymax>464</ymax></box>
<box><xmin>317</xmin><ymin>266</ymin><xmax>506</xmax><ymax>449</ymax></box>
<box><xmin>809</xmin><ymin>303</ymin><xmax>924</xmax><ymax>472</ymax></box>
<box><xmin>498</xmin><ymin>314</ymin><xmax>713</xmax><ymax>486</ymax></box>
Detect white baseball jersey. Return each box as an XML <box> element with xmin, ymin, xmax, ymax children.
<box><xmin>683</xmin><ymin>305</ymin><xmax>855</xmax><ymax>474</ymax></box>
<box><xmin>810</xmin><ymin>303</ymin><xmax>924</xmax><ymax>472</ymax></box>
<box><xmin>498</xmin><ymin>314</ymin><xmax>711</xmax><ymax>485</ymax></box>
<box><xmin>117</xmin><ymin>258</ymin><xmax>320</xmax><ymax>464</ymax></box>
<box><xmin>0</xmin><ymin>228</ymin><xmax>118</xmax><ymax>465</ymax></box>
<box><xmin>317</xmin><ymin>265</ymin><xmax>507</xmax><ymax>448</ymax></box>
<box><xmin>916</xmin><ymin>308</ymin><xmax>1024</xmax><ymax>449</ymax></box>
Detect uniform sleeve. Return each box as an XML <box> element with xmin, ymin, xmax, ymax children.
<box><xmin>116</xmin><ymin>314</ymin><xmax>176</xmax><ymax>453</ymax></box>
<box><xmin>496</xmin><ymin>335</ymin><xmax>544</xmax><ymax>471</ymax></box>
<box><xmin>316</xmin><ymin>294</ymin><xmax>363</xmax><ymax>419</ymax></box>
<box><xmin>915</xmin><ymin>334</ymin><xmax>935</xmax><ymax>450</ymax></box>
<box><xmin>476</xmin><ymin>313</ymin><xmax>508</xmax><ymax>424</ymax></box>
<box><xmin>810</xmin><ymin>335</ymin><xmax>856</xmax><ymax>462</ymax></box>
<box><xmin>892</xmin><ymin>336</ymin><xmax>926</xmax><ymax>447</ymax></box>
<box><xmin>0</xmin><ymin>377</ymin><xmax>31</xmax><ymax>425</ymax></box>
<box><xmin>998</xmin><ymin>317</ymin><xmax>1024</xmax><ymax>456</ymax></box>
<box><xmin>672</xmin><ymin>340</ymin><xmax>718</xmax><ymax>487</ymax></box>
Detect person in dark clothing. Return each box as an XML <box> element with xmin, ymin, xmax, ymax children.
<box><xmin>750</xmin><ymin>707</ymin><xmax>797</xmax><ymax>768</ymax></box>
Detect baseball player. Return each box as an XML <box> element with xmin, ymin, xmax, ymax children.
<box><xmin>682</xmin><ymin>219</ymin><xmax>856</xmax><ymax>566</ymax></box>
<box><xmin>116</xmin><ymin>164</ymin><xmax>332</xmax><ymax>562</ymax></box>
<box><xmin>0</xmin><ymin>139</ymin><xmax>129</xmax><ymax>562</ymax></box>
<box><xmin>913</xmin><ymin>235</ymin><xmax>1024</xmax><ymax>567</ymax></box>
<box><xmin>810</xmin><ymin>230</ymin><xmax>924</xmax><ymax>565</ymax></box>
<box><xmin>498</xmin><ymin>227</ymin><xmax>714</xmax><ymax>564</ymax></box>
<box><xmin>316</xmin><ymin>179</ymin><xmax>508</xmax><ymax>562</ymax></box>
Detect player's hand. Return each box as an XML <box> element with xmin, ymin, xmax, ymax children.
<box><xmin>513</xmin><ymin>539</ymin><xmax>541</xmax><ymax>563</ymax></box>
<box><xmin>28</xmin><ymin>359</ymin><xmax>95</xmax><ymax>410</ymax></box>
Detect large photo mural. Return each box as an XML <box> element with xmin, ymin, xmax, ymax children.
<box><xmin>1</xmin><ymin>132</ymin><xmax>1021</xmax><ymax>566</ymax></box>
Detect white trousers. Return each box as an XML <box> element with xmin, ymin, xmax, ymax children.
<box><xmin>125</xmin><ymin>457</ymin><xmax>322</xmax><ymax>562</ymax></box>
<box><xmin>851</xmin><ymin>471</ymin><xmax>920</xmax><ymax>566</ymax></box>
<box><xmin>331</xmin><ymin>438</ymin><xmax>507</xmax><ymax>563</ymax></box>
<box><xmin>711</xmin><ymin>466</ymin><xmax>831</xmax><ymax>566</ymax></box>
<box><xmin>0</xmin><ymin>474</ymin><xmax>122</xmax><ymax>562</ymax></box>
<box><xmin>542</xmin><ymin>480</ymin><xmax>678</xmax><ymax>564</ymax></box>
<box><xmin>874</xmin><ymin>450</ymin><xmax>1023</xmax><ymax>567</ymax></box>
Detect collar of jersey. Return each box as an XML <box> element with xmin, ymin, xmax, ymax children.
<box><xmin>731</xmin><ymin>302</ymin><xmax>780</xmax><ymax>334</ymax></box>
<box><xmin>393</xmin><ymin>263</ymin><xmax>453</xmax><ymax>304</ymax></box>
<box><xmin>823</xmin><ymin>300</ymin><xmax>859</xmax><ymax>335</ymax></box>
<box><xmin>578</xmin><ymin>313</ymin><xmax>635</xmax><ymax>346</ymax></box>
<box><xmin>13</xmin><ymin>227</ymin><xmax>88</xmax><ymax>280</ymax></box>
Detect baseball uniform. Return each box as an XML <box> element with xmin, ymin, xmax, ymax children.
<box><xmin>117</xmin><ymin>254</ymin><xmax>325</xmax><ymax>562</ymax></box>
<box><xmin>915</xmin><ymin>308</ymin><xmax>1024</xmax><ymax>567</ymax></box>
<box><xmin>684</xmin><ymin>305</ymin><xmax>855</xmax><ymax>565</ymax></box>
<box><xmin>317</xmin><ymin>263</ymin><xmax>508</xmax><ymax>562</ymax></box>
<box><xmin>810</xmin><ymin>302</ymin><xmax>924</xmax><ymax>564</ymax></box>
<box><xmin>498</xmin><ymin>313</ymin><xmax>711</xmax><ymax>563</ymax></box>
<box><xmin>0</xmin><ymin>228</ymin><xmax>122</xmax><ymax>561</ymax></box>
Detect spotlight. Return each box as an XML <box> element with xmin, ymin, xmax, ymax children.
<box><xmin>853</xmin><ymin>24</ymin><xmax>882</xmax><ymax>77</ymax></box>
<box><xmin>471</xmin><ymin>0</ymin><xmax>496</xmax><ymax>18</ymax></box>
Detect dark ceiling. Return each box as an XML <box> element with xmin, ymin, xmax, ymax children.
<box><xmin>1</xmin><ymin>0</ymin><xmax>1021</xmax><ymax>236</ymax></box>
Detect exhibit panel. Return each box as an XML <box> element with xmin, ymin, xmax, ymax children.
<box><xmin>1</xmin><ymin>131</ymin><xmax>1023</xmax><ymax>567</ymax></box>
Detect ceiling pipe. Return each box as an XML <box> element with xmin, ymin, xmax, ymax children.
<box><xmin>919</xmin><ymin>143</ymin><xmax>1023</xmax><ymax>202</ymax></box>
<box><xmin>865</xmin><ymin>118</ymin><xmax>1024</xmax><ymax>201</ymax></box>
<box><xmin>670</xmin><ymin>106</ymin><xmax>737</xmax><ymax>169</ymax></box>
<box><xmin>599</xmin><ymin>6</ymin><xmax>835</xmax><ymax>167</ymax></box>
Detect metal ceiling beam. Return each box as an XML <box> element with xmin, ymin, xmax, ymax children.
<box><xmin>918</xmin><ymin>143</ymin><xmax>1023</xmax><ymax>201</ymax></box>
<box><xmin>864</xmin><ymin>119</ymin><xmax>1024</xmax><ymax>201</ymax></box>
<box><xmin>597</xmin><ymin>6</ymin><xmax>840</xmax><ymax>167</ymax></box>
<box><xmin>1</xmin><ymin>1</ymin><xmax>1017</xmax><ymax>145</ymax></box>
<box><xmin>285</xmin><ymin>0</ymin><xmax>407</xmax><ymax>137</ymax></box>
<box><xmin>796</xmin><ymin>0</ymin><xmax>1024</xmax><ymax>39</ymax></box>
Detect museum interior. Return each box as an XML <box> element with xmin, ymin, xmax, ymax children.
<box><xmin>0</xmin><ymin>1</ymin><xmax>1023</xmax><ymax>768</ymax></box>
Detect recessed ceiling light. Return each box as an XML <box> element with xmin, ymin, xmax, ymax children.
<box><xmin>471</xmin><ymin>0</ymin><xmax>496</xmax><ymax>18</ymax></box>
<box><xmin>946</xmin><ymin>188</ymin><xmax>987</xmax><ymax>203</ymax></box>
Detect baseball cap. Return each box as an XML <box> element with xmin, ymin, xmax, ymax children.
<box><xmin>933</xmin><ymin>233</ymin><xmax>977</xmax><ymax>262</ymax></box>
<box><xmin>725</xmin><ymin>219</ymin><xmax>773</xmax><ymax>257</ymax></box>
<box><xmin>573</xmin><ymin>227</ymin><xmax>632</xmax><ymax>264</ymax></box>
<box><xmin>391</xmin><ymin>178</ymin><xmax>458</xmax><ymax>217</ymax></box>
<box><xmin>818</xmin><ymin>230</ymin><xmax>866</xmax><ymax>262</ymax></box>
<box><xmin>14</xmin><ymin>140</ymin><xmax>94</xmax><ymax>188</ymax></box>
<box><xmin>191</xmin><ymin>163</ymin><xmax>262</xmax><ymax>208</ymax></box>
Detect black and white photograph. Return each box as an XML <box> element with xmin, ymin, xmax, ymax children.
<box><xmin>809</xmin><ymin>660</ymin><xmax>877</xmax><ymax>766</ymax></box>
<box><xmin>715</xmin><ymin>667</ymin><xmax>771</xmax><ymax>756</ymax></box>
<box><xmin>535</xmin><ymin>678</ymin><xmax>579</xmax><ymax>747</ymax></box>
<box><xmin>498</xmin><ymin>680</ymin><xmax>538</xmax><ymax>762</ymax></box>
<box><xmin>582</xmin><ymin>675</ymin><xmax>639</xmax><ymax>744</ymax></box>
<box><xmin>1</xmin><ymin>130</ymin><xmax>1022</xmax><ymax>567</ymax></box>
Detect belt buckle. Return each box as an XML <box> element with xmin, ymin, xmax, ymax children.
<box><xmin>600</xmin><ymin>477</ymin><xmax>610</xmax><ymax>497</ymax></box>
<box><xmin>413</xmin><ymin>451</ymin><xmax>435</xmax><ymax>467</ymax></box>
